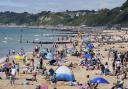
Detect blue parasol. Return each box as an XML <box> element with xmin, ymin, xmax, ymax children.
<box><xmin>86</xmin><ymin>43</ymin><xmax>94</xmax><ymax>50</ymax></box>
<box><xmin>46</xmin><ymin>52</ymin><xmax>54</xmax><ymax>60</ymax></box>
<box><xmin>84</xmin><ymin>53</ymin><xmax>92</xmax><ymax>59</ymax></box>
<box><xmin>90</xmin><ymin>77</ymin><xmax>109</xmax><ymax>84</ymax></box>
<box><xmin>3</xmin><ymin>63</ymin><xmax>9</xmax><ymax>68</ymax></box>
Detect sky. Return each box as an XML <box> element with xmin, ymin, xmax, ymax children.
<box><xmin>0</xmin><ymin>0</ymin><xmax>126</xmax><ymax>13</ymax></box>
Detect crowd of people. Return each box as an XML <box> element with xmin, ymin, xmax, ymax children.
<box><xmin>0</xmin><ymin>34</ymin><xmax>128</xmax><ymax>89</ymax></box>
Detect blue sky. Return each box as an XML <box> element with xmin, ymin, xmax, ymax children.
<box><xmin>0</xmin><ymin>0</ymin><xmax>126</xmax><ymax>13</ymax></box>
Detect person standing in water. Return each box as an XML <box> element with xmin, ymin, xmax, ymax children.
<box><xmin>12</xmin><ymin>49</ymin><xmax>15</xmax><ymax>55</ymax></box>
<box><xmin>5</xmin><ymin>55</ymin><xmax>9</xmax><ymax>62</ymax></box>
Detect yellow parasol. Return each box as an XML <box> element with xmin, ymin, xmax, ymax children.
<box><xmin>15</xmin><ymin>55</ymin><xmax>23</xmax><ymax>60</ymax></box>
<box><xmin>26</xmin><ymin>56</ymin><xmax>30</xmax><ymax>64</ymax></box>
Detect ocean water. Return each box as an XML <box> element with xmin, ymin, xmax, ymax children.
<box><xmin>0</xmin><ymin>27</ymin><xmax>70</xmax><ymax>58</ymax></box>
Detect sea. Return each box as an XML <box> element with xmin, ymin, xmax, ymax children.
<box><xmin>0</xmin><ymin>27</ymin><xmax>72</xmax><ymax>58</ymax></box>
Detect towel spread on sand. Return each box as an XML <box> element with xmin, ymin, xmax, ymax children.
<box><xmin>40</xmin><ymin>85</ymin><xmax>48</xmax><ymax>89</ymax></box>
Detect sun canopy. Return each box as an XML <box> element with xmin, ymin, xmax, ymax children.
<box><xmin>86</xmin><ymin>43</ymin><xmax>94</xmax><ymax>50</ymax></box>
<box><xmin>46</xmin><ymin>52</ymin><xmax>54</xmax><ymax>60</ymax></box>
<box><xmin>90</xmin><ymin>77</ymin><xmax>109</xmax><ymax>84</ymax></box>
<box><xmin>84</xmin><ymin>53</ymin><xmax>92</xmax><ymax>59</ymax></box>
<box><xmin>55</xmin><ymin>66</ymin><xmax>75</xmax><ymax>81</ymax></box>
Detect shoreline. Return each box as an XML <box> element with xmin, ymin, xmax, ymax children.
<box><xmin>0</xmin><ymin>25</ymin><xmax>78</xmax><ymax>32</ymax></box>
<box><xmin>0</xmin><ymin>52</ymin><xmax>32</xmax><ymax>64</ymax></box>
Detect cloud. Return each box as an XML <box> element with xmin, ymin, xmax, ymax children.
<box><xmin>0</xmin><ymin>0</ymin><xmax>28</xmax><ymax>8</ymax></box>
<box><xmin>98</xmin><ymin>0</ymin><xmax>126</xmax><ymax>9</ymax></box>
<box><xmin>0</xmin><ymin>0</ymin><xmax>126</xmax><ymax>13</ymax></box>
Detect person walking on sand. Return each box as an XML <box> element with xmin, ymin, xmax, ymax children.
<box><xmin>15</xmin><ymin>62</ymin><xmax>20</xmax><ymax>75</ymax></box>
<box><xmin>10</xmin><ymin>67</ymin><xmax>16</xmax><ymax>86</ymax></box>
<box><xmin>32</xmin><ymin>69</ymin><xmax>37</xmax><ymax>82</ymax></box>
<box><xmin>51</xmin><ymin>73</ymin><xmax>57</xmax><ymax>89</ymax></box>
<box><xmin>39</xmin><ymin>58</ymin><xmax>43</xmax><ymax>69</ymax></box>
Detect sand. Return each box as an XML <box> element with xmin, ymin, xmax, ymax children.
<box><xmin>0</xmin><ymin>30</ymin><xmax>128</xmax><ymax>89</ymax></box>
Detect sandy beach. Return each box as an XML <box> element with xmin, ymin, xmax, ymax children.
<box><xmin>0</xmin><ymin>30</ymin><xmax>128</xmax><ymax>89</ymax></box>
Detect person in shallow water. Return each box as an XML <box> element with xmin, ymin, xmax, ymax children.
<box><xmin>5</xmin><ymin>55</ymin><xmax>9</xmax><ymax>62</ymax></box>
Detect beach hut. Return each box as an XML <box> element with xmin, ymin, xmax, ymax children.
<box><xmin>90</xmin><ymin>77</ymin><xmax>109</xmax><ymax>84</ymax></box>
<box><xmin>55</xmin><ymin>66</ymin><xmax>75</xmax><ymax>81</ymax></box>
<box><xmin>46</xmin><ymin>52</ymin><xmax>54</xmax><ymax>60</ymax></box>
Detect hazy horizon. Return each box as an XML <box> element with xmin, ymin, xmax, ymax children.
<box><xmin>0</xmin><ymin>0</ymin><xmax>126</xmax><ymax>13</ymax></box>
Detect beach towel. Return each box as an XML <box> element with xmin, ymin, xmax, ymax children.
<box><xmin>40</xmin><ymin>85</ymin><xmax>48</xmax><ymax>89</ymax></box>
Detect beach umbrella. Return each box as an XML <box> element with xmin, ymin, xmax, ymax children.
<box><xmin>82</xmin><ymin>36</ymin><xmax>90</xmax><ymax>43</ymax></box>
<box><xmin>86</xmin><ymin>43</ymin><xmax>94</xmax><ymax>50</ymax></box>
<box><xmin>55</xmin><ymin>66</ymin><xmax>75</xmax><ymax>81</ymax></box>
<box><xmin>84</xmin><ymin>53</ymin><xmax>92</xmax><ymax>59</ymax></box>
<box><xmin>90</xmin><ymin>77</ymin><xmax>109</xmax><ymax>84</ymax></box>
<box><xmin>15</xmin><ymin>55</ymin><xmax>23</xmax><ymax>60</ymax></box>
<box><xmin>46</xmin><ymin>52</ymin><xmax>54</xmax><ymax>60</ymax></box>
<box><xmin>3</xmin><ymin>63</ymin><xmax>9</xmax><ymax>68</ymax></box>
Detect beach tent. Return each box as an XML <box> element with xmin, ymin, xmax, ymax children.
<box><xmin>15</xmin><ymin>55</ymin><xmax>23</xmax><ymax>61</ymax></box>
<box><xmin>46</xmin><ymin>52</ymin><xmax>54</xmax><ymax>60</ymax></box>
<box><xmin>84</xmin><ymin>53</ymin><xmax>92</xmax><ymax>59</ymax></box>
<box><xmin>55</xmin><ymin>66</ymin><xmax>75</xmax><ymax>81</ymax></box>
<box><xmin>90</xmin><ymin>77</ymin><xmax>109</xmax><ymax>84</ymax></box>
